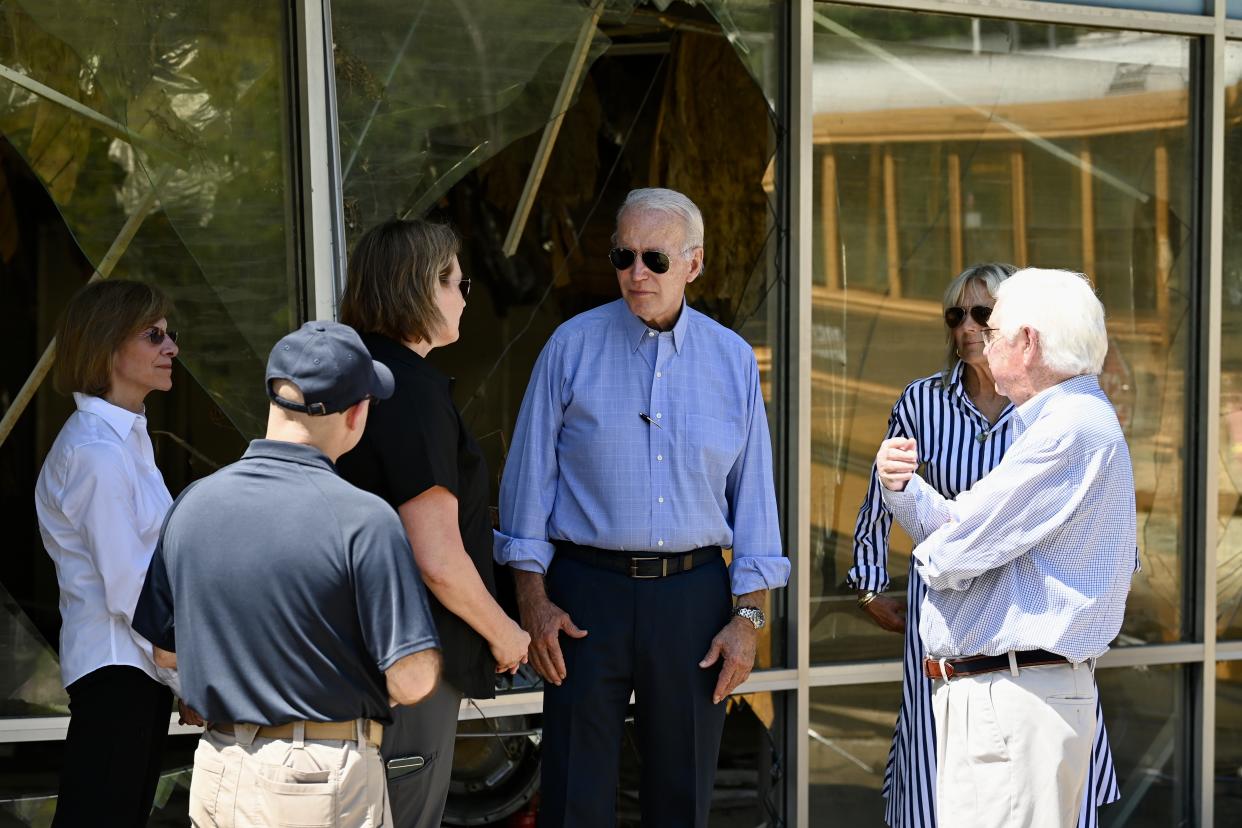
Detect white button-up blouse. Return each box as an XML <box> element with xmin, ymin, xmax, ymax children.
<box><xmin>35</xmin><ymin>392</ymin><xmax>174</xmax><ymax>689</ymax></box>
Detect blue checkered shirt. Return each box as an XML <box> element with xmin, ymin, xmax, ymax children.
<box><xmin>881</xmin><ymin>374</ymin><xmax>1136</xmax><ymax>663</ymax></box>
<box><xmin>494</xmin><ymin>299</ymin><xmax>788</xmax><ymax>595</ymax></box>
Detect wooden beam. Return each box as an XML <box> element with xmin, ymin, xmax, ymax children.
<box><xmin>1010</xmin><ymin>147</ymin><xmax>1027</xmax><ymax>266</ymax></box>
<box><xmin>948</xmin><ymin>151</ymin><xmax>963</xmax><ymax>275</ymax></box>
<box><xmin>883</xmin><ymin>145</ymin><xmax>902</xmax><ymax>298</ymax></box>
<box><xmin>819</xmin><ymin>149</ymin><xmax>840</xmax><ymax>289</ymax></box>
<box><xmin>1154</xmin><ymin>138</ymin><xmax>1172</xmax><ymax>346</ymax></box>
<box><xmin>1079</xmin><ymin>143</ymin><xmax>1096</xmax><ymax>278</ymax></box>
<box><xmin>502</xmin><ymin>0</ymin><xmax>604</xmax><ymax>257</ymax></box>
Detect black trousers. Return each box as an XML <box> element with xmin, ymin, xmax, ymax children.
<box><xmin>539</xmin><ymin>555</ymin><xmax>732</xmax><ymax>828</ymax></box>
<box><xmin>382</xmin><ymin>678</ymin><xmax>464</xmax><ymax>828</ymax></box>
<box><xmin>53</xmin><ymin>665</ymin><xmax>172</xmax><ymax>828</ymax></box>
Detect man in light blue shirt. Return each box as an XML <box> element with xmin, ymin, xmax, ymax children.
<box><xmin>874</xmin><ymin>268</ymin><xmax>1136</xmax><ymax>828</ymax></box>
<box><xmin>495</xmin><ymin>188</ymin><xmax>789</xmax><ymax>827</ymax></box>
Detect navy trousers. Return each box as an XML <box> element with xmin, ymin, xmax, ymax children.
<box><xmin>539</xmin><ymin>554</ymin><xmax>733</xmax><ymax>828</ymax></box>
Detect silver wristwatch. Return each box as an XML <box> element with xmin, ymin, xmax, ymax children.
<box><xmin>732</xmin><ymin>605</ymin><xmax>766</xmax><ymax>630</ymax></box>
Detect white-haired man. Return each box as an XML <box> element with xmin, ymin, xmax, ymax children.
<box><xmin>874</xmin><ymin>268</ymin><xmax>1136</xmax><ymax>828</ymax></box>
<box><xmin>495</xmin><ymin>188</ymin><xmax>789</xmax><ymax>827</ymax></box>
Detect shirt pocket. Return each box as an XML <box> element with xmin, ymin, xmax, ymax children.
<box><xmin>684</xmin><ymin>413</ymin><xmax>745</xmax><ymax>482</ymax></box>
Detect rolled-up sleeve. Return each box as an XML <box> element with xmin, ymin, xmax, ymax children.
<box><xmin>725</xmin><ymin>355</ymin><xmax>789</xmax><ymax>595</ymax></box>
<box><xmin>494</xmin><ymin>338</ymin><xmax>564</xmax><ymax>575</ymax></box>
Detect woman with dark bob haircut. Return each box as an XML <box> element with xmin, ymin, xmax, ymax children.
<box><xmin>336</xmin><ymin>219</ymin><xmax>530</xmax><ymax>828</ymax></box>
<box><xmin>35</xmin><ymin>279</ymin><xmax>195</xmax><ymax>826</ymax></box>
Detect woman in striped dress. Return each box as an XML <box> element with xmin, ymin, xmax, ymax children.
<box><xmin>848</xmin><ymin>262</ymin><xmax>1121</xmax><ymax>828</ymax></box>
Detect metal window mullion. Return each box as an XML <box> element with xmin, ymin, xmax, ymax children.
<box><xmin>838</xmin><ymin>0</ymin><xmax>1214</xmax><ymax>35</ymax></box>
<box><xmin>293</xmin><ymin>0</ymin><xmax>346</xmax><ymax>322</ymax></box>
<box><xmin>785</xmin><ymin>2</ymin><xmax>815</xmax><ymax>827</ymax></box>
<box><xmin>1193</xmin><ymin>7</ymin><xmax>1227</xmax><ymax>826</ymax></box>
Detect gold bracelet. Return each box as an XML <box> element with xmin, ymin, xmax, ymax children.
<box><xmin>858</xmin><ymin>589</ymin><xmax>880</xmax><ymax>608</ymax></box>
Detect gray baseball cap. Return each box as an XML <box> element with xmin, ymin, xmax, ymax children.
<box><xmin>266</xmin><ymin>321</ymin><xmax>394</xmax><ymax>416</ymax></box>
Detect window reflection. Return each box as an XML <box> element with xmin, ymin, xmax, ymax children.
<box><xmin>1218</xmin><ymin>43</ymin><xmax>1242</xmax><ymax>640</ymax></box>
<box><xmin>809</xmin><ymin>4</ymin><xmax>1192</xmax><ymax>663</ymax></box>
<box><xmin>808</xmin><ymin>683</ymin><xmax>902</xmax><ymax>824</ymax></box>
<box><xmin>1218</xmin><ymin>662</ymin><xmax>1242</xmax><ymax>822</ymax></box>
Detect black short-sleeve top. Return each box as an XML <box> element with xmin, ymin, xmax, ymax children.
<box><xmin>336</xmin><ymin>333</ymin><xmax>497</xmax><ymax>699</ymax></box>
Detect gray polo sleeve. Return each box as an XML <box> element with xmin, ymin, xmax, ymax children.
<box><xmin>350</xmin><ymin>508</ymin><xmax>440</xmax><ymax>671</ymax></box>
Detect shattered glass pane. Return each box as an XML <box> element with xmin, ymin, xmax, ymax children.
<box><xmin>332</xmin><ymin>0</ymin><xmax>628</xmax><ymax>243</ymax></box>
<box><xmin>808</xmin><ymin>4</ymin><xmax>1193</xmax><ymax>663</ymax></box>
<box><xmin>0</xmin><ymin>1</ymin><xmax>301</xmax><ymax>438</ymax></box>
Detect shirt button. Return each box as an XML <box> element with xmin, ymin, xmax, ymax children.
<box><xmin>657</xmin><ymin>454</ymin><xmax>663</xmax><ymax>461</ymax></box>
<box><xmin>657</xmin><ymin>540</ymin><xmax>665</xmax><ymax>547</ymax></box>
<box><xmin>648</xmin><ymin>331</ymin><xmax>656</xmax><ymax>338</ymax></box>
<box><xmin>655</xmin><ymin>412</ymin><xmax>662</xmax><ymax>419</ymax></box>
<box><xmin>658</xmin><ymin>496</ymin><xmax>664</xmax><ymax>503</ymax></box>
<box><xmin>656</xmin><ymin>371</ymin><xmax>662</xmax><ymax>378</ymax></box>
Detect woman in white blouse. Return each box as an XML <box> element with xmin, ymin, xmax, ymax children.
<box><xmin>35</xmin><ymin>280</ymin><xmax>187</xmax><ymax>827</ymax></box>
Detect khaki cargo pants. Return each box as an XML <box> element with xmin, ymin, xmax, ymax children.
<box><xmin>189</xmin><ymin>721</ymin><xmax>391</xmax><ymax>827</ymax></box>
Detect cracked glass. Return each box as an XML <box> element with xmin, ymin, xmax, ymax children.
<box><xmin>809</xmin><ymin>4</ymin><xmax>1192</xmax><ymax>664</ymax></box>
<box><xmin>331</xmin><ymin>0</ymin><xmax>788</xmax><ymax>671</ymax></box>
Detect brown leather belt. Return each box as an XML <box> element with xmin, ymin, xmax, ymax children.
<box><xmin>553</xmin><ymin>540</ymin><xmax>721</xmax><ymax>579</ymax></box>
<box><xmin>923</xmin><ymin>649</ymin><xmax>1071</xmax><ymax>680</ymax></box>
<box><xmin>211</xmin><ymin>719</ymin><xmax>382</xmax><ymax>747</ymax></box>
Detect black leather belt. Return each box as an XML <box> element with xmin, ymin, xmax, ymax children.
<box><xmin>923</xmin><ymin>648</ymin><xmax>1071</xmax><ymax>680</ymax></box>
<box><xmin>553</xmin><ymin>540</ymin><xmax>721</xmax><ymax>579</ymax></box>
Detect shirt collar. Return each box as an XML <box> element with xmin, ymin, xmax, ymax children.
<box><xmin>359</xmin><ymin>332</ymin><xmax>452</xmax><ymax>390</ymax></box>
<box><xmin>620</xmin><ymin>298</ymin><xmax>691</xmax><ymax>353</ymax></box>
<box><xmin>243</xmin><ymin>439</ymin><xmax>338</xmax><ymax>473</ymax></box>
<box><xmin>1014</xmin><ymin>374</ymin><xmax>1101</xmax><ymax>434</ymax></box>
<box><xmin>73</xmin><ymin>392</ymin><xmax>141</xmax><ymax>440</ymax></box>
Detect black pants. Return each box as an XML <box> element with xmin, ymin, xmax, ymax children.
<box><xmin>382</xmin><ymin>678</ymin><xmax>464</xmax><ymax>828</ymax></box>
<box><xmin>53</xmin><ymin>665</ymin><xmax>172</xmax><ymax>828</ymax></box>
<box><xmin>539</xmin><ymin>555</ymin><xmax>732</xmax><ymax>828</ymax></box>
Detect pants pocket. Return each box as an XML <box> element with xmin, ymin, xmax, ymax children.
<box><xmin>189</xmin><ymin>749</ymin><xmax>225</xmax><ymax>826</ymax></box>
<box><xmin>253</xmin><ymin>761</ymin><xmax>338</xmax><ymax>827</ymax></box>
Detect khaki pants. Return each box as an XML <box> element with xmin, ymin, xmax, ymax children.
<box><xmin>189</xmin><ymin>721</ymin><xmax>391</xmax><ymax>827</ymax></box>
<box><xmin>932</xmin><ymin>660</ymin><xmax>1097</xmax><ymax>828</ymax></box>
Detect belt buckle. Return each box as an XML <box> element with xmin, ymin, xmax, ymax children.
<box><xmin>629</xmin><ymin>556</ymin><xmax>661</xmax><ymax>579</ymax></box>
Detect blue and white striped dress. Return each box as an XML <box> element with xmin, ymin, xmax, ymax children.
<box><xmin>849</xmin><ymin>363</ymin><xmax>1121</xmax><ymax>828</ymax></box>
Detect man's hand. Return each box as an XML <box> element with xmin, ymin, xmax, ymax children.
<box><xmin>699</xmin><ymin>616</ymin><xmax>757</xmax><ymax>705</ymax></box>
<box><xmin>514</xmin><ymin>571</ymin><xmax>586</xmax><ymax>686</ymax></box>
<box><xmin>177</xmin><ymin>699</ymin><xmax>205</xmax><ymax>728</ymax></box>
<box><xmin>491</xmin><ymin>619</ymin><xmax>532</xmax><ymax>675</ymax></box>
<box><xmin>876</xmin><ymin>437</ymin><xmax>919</xmax><ymax>492</ymax></box>
<box><xmin>860</xmin><ymin>592</ymin><xmax>906</xmax><ymax>633</ymax></box>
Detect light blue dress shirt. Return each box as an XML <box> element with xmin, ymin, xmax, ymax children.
<box><xmin>494</xmin><ymin>298</ymin><xmax>788</xmax><ymax>595</ymax></box>
<box><xmin>882</xmin><ymin>374</ymin><xmax>1136</xmax><ymax>663</ymax></box>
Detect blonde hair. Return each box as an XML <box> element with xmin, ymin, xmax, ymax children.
<box><xmin>941</xmin><ymin>262</ymin><xmax>1017</xmax><ymax>382</ymax></box>
<box><xmin>53</xmin><ymin>280</ymin><xmax>173</xmax><ymax>397</ymax></box>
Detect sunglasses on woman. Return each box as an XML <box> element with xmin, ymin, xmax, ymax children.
<box><xmin>140</xmin><ymin>327</ymin><xmax>178</xmax><ymax>346</ymax></box>
<box><xmin>608</xmin><ymin>247</ymin><xmax>678</xmax><ymax>275</ymax></box>
<box><xmin>943</xmin><ymin>305</ymin><xmax>992</xmax><ymax>329</ymax></box>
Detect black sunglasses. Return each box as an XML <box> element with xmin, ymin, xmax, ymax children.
<box><xmin>943</xmin><ymin>305</ymin><xmax>992</xmax><ymax>329</ymax></box>
<box><xmin>140</xmin><ymin>327</ymin><xmax>178</xmax><ymax>346</ymax></box>
<box><xmin>440</xmin><ymin>277</ymin><xmax>471</xmax><ymax>299</ymax></box>
<box><xmin>608</xmin><ymin>247</ymin><xmax>675</xmax><ymax>275</ymax></box>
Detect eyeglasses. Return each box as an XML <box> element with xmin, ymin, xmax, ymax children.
<box><xmin>608</xmin><ymin>247</ymin><xmax>681</xmax><ymax>275</ymax></box>
<box><xmin>980</xmin><ymin>327</ymin><xmax>1003</xmax><ymax>347</ymax></box>
<box><xmin>140</xmin><ymin>327</ymin><xmax>178</xmax><ymax>346</ymax></box>
<box><xmin>943</xmin><ymin>305</ymin><xmax>992</xmax><ymax>329</ymax></box>
<box><xmin>440</xmin><ymin>277</ymin><xmax>471</xmax><ymax>299</ymax></box>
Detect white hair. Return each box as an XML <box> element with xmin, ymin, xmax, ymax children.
<box><xmin>992</xmin><ymin>267</ymin><xmax>1108</xmax><ymax>376</ymax></box>
<box><xmin>616</xmin><ymin>188</ymin><xmax>705</xmax><ymax>249</ymax></box>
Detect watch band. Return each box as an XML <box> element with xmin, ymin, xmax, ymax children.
<box><xmin>731</xmin><ymin>605</ymin><xmax>765</xmax><ymax>630</ymax></box>
<box><xmin>858</xmin><ymin>589</ymin><xmax>880</xmax><ymax>608</ymax></box>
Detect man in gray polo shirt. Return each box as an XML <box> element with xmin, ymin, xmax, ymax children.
<box><xmin>134</xmin><ymin>321</ymin><xmax>441</xmax><ymax>827</ymax></box>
